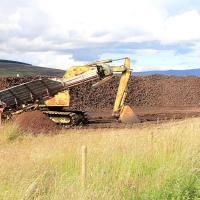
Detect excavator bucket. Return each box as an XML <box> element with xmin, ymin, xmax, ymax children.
<box><xmin>119</xmin><ymin>105</ymin><xmax>140</xmax><ymax>124</ymax></box>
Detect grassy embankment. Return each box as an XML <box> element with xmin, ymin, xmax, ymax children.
<box><xmin>0</xmin><ymin>119</ymin><xmax>200</xmax><ymax>199</ymax></box>
<box><xmin>0</xmin><ymin>63</ymin><xmax>65</xmax><ymax>77</ymax></box>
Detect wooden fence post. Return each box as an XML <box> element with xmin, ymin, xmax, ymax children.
<box><xmin>148</xmin><ymin>132</ymin><xmax>153</xmax><ymax>151</ymax></box>
<box><xmin>82</xmin><ymin>146</ymin><xmax>87</xmax><ymax>189</ymax></box>
<box><xmin>157</xmin><ymin>116</ymin><xmax>159</xmax><ymax>124</ymax></box>
<box><xmin>191</xmin><ymin>124</ymin><xmax>194</xmax><ymax>134</ymax></box>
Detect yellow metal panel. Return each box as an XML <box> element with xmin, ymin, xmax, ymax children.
<box><xmin>63</xmin><ymin>66</ymin><xmax>96</xmax><ymax>80</ymax></box>
<box><xmin>113</xmin><ymin>57</ymin><xmax>131</xmax><ymax>114</ymax></box>
<box><xmin>49</xmin><ymin>116</ymin><xmax>71</xmax><ymax>123</ymax></box>
<box><xmin>45</xmin><ymin>90</ymin><xmax>70</xmax><ymax>106</ymax></box>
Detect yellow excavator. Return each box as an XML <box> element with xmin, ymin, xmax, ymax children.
<box><xmin>0</xmin><ymin>57</ymin><xmax>139</xmax><ymax>125</ymax></box>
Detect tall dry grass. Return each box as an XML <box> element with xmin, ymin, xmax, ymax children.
<box><xmin>0</xmin><ymin>118</ymin><xmax>200</xmax><ymax>199</ymax></box>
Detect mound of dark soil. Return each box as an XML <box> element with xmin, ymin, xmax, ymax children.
<box><xmin>69</xmin><ymin>74</ymin><xmax>200</xmax><ymax>109</ymax></box>
<box><xmin>12</xmin><ymin>110</ymin><xmax>61</xmax><ymax>134</ymax></box>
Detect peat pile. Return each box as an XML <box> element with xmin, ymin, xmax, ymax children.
<box><xmin>1</xmin><ymin>74</ymin><xmax>200</xmax><ymax>109</ymax></box>
<box><xmin>12</xmin><ymin>110</ymin><xmax>61</xmax><ymax>134</ymax></box>
<box><xmin>69</xmin><ymin>74</ymin><xmax>200</xmax><ymax>110</ymax></box>
<box><xmin>0</xmin><ymin>76</ymin><xmax>54</xmax><ymax>90</ymax></box>
<box><xmin>127</xmin><ymin>75</ymin><xmax>200</xmax><ymax>107</ymax></box>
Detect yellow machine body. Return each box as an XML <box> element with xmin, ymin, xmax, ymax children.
<box><xmin>44</xmin><ymin>57</ymin><xmax>140</xmax><ymax>124</ymax></box>
<box><xmin>44</xmin><ymin>63</ymin><xmax>113</xmax><ymax>108</ymax></box>
<box><xmin>45</xmin><ymin>90</ymin><xmax>70</xmax><ymax>106</ymax></box>
<box><xmin>62</xmin><ymin>66</ymin><xmax>95</xmax><ymax>79</ymax></box>
<box><xmin>0</xmin><ymin>57</ymin><xmax>140</xmax><ymax>125</ymax></box>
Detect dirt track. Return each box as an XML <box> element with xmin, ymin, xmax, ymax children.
<box><xmin>1</xmin><ymin>74</ymin><xmax>200</xmax><ymax>132</ymax></box>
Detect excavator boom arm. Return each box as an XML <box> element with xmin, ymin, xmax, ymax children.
<box><xmin>112</xmin><ymin>57</ymin><xmax>131</xmax><ymax>117</ymax></box>
<box><xmin>111</xmin><ymin>58</ymin><xmax>140</xmax><ymax>123</ymax></box>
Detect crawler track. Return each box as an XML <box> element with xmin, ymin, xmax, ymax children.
<box><xmin>42</xmin><ymin>111</ymin><xmax>79</xmax><ymax>126</ymax></box>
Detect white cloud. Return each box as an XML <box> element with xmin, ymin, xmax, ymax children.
<box><xmin>161</xmin><ymin>10</ymin><xmax>200</xmax><ymax>44</ymax></box>
<box><xmin>0</xmin><ymin>10</ymin><xmax>21</xmax><ymax>31</ymax></box>
<box><xmin>41</xmin><ymin>0</ymin><xmax>166</xmax><ymax>44</ymax></box>
<box><xmin>135</xmin><ymin>49</ymin><xmax>159</xmax><ymax>55</ymax></box>
<box><xmin>36</xmin><ymin>53</ymin><xmax>84</xmax><ymax>69</ymax></box>
<box><xmin>1</xmin><ymin>0</ymin><xmax>200</xmax><ymax>71</ymax></box>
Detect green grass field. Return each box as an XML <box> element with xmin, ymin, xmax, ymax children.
<box><xmin>0</xmin><ymin>119</ymin><xmax>200</xmax><ymax>199</ymax></box>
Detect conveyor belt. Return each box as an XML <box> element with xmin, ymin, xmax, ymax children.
<box><xmin>0</xmin><ymin>69</ymin><xmax>100</xmax><ymax>107</ymax></box>
<box><xmin>0</xmin><ymin>79</ymin><xmax>64</xmax><ymax>107</ymax></box>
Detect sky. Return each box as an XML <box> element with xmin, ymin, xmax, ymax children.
<box><xmin>1</xmin><ymin>0</ymin><xmax>200</xmax><ymax>72</ymax></box>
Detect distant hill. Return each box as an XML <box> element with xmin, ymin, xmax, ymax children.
<box><xmin>0</xmin><ymin>60</ymin><xmax>65</xmax><ymax>77</ymax></box>
<box><xmin>1</xmin><ymin>59</ymin><xmax>200</xmax><ymax>77</ymax></box>
<box><xmin>132</xmin><ymin>69</ymin><xmax>200</xmax><ymax>77</ymax></box>
<box><xmin>0</xmin><ymin>59</ymin><xmax>31</xmax><ymax>66</ymax></box>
